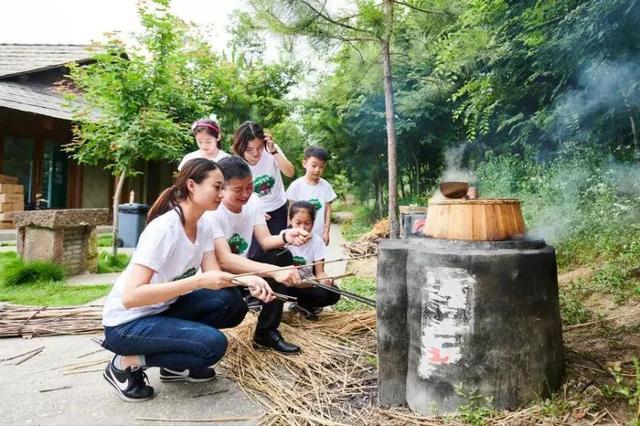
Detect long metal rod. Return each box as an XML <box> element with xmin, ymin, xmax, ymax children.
<box><xmin>231</xmin><ymin>254</ymin><xmax>377</xmax><ymax>279</ymax></box>
<box><xmin>302</xmin><ymin>277</ymin><xmax>376</xmax><ymax>308</ymax></box>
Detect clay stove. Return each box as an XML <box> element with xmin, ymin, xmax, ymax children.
<box><xmin>377</xmin><ymin>194</ymin><xmax>564</xmax><ymax>414</ymax></box>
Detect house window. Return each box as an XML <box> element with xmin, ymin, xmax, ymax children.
<box><xmin>41</xmin><ymin>141</ymin><xmax>68</xmax><ymax>208</ymax></box>
<box><xmin>3</xmin><ymin>135</ymin><xmax>34</xmax><ymax>204</ymax></box>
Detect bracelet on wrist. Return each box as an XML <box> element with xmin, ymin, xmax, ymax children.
<box><xmin>280</xmin><ymin>230</ymin><xmax>288</xmax><ymax>244</ymax></box>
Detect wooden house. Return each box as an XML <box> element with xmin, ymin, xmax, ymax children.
<box><xmin>0</xmin><ymin>44</ymin><xmax>175</xmax><ymax>211</ymax></box>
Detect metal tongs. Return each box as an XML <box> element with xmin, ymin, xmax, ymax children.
<box><xmin>301</xmin><ymin>274</ymin><xmax>377</xmax><ymax>308</ymax></box>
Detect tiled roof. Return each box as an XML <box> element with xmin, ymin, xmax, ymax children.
<box><xmin>0</xmin><ymin>80</ymin><xmax>73</xmax><ymax>120</ymax></box>
<box><xmin>0</xmin><ymin>44</ymin><xmax>93</xmax><ymax>79</ymax></box>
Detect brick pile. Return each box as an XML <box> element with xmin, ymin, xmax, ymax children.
<box><xmin>0</xmin><ymin>175</ymin><xmax>24</xmax><ymax>230</ymax></box>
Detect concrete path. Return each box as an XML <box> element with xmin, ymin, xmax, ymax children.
<box><xmin>0</xmin><ymin>225</ymin><xmax>348</xmax><ymax>425</ymax></box>
<box><xmin>66</xmin><ymin>273</ymin><xmax>121</xmax><ymax>287</ymax></box>
<box><xmin>325</xmin><ymin>224</ymin><xmax>347</xmax><ymax>277</ymax></box>
<box><xmin>0</xmin><ymin>335</ymin><xmax>263</xmax><ymax>425</ymax></box>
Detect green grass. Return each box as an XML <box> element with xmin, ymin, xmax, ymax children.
<box><xmin>0</xmin><ymin>252</ymin><xmax>110</xmax><ymax>306</ymax></box>
<box><xmin>98</xmin><ymin>252</ymin><xmax>131</xmax><ymax>273</ymax></box>
<box><xmin>0</xmin><ymin>281</ymin><xmax>111</xmax><ymax>306</ymax></box>
<box><xmin>341</xmin><ymin>205</ymin><xmax>378</xmax><ymax>242</ymax></box>
<box><xmin>97</xmin><ymin>233</ymin><xmax>113</xmax><ymax>247</ymax></box>
<box><xmin>1</xmin><ymin>259</ymin><xmax>65</xmax><ymax>286</ymax></box>
<box><xmin>334</xmin><ymin>276</ymin><xmax>376</xmax><ymax>312</ymax></box>
<box><xmin>0</xmin><ymin>252</ymin><xmax>65</xmax><ymax>285</ymax></box>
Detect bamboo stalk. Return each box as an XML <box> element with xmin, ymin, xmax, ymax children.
<box><xmin>0</xmin><ymin>346</ymin><xmax>44</xmax><ymax>363</ymax></box>
<box><xmin>14</xmin><ymin>347</ymin><xmax>44</xmax><ymax>365</ymax></box>
<box><xmin>39</xmin><ymin>385</ymin><xmax>72</xmax><ymax>393</ymax></box>
<box><xmin>302</xmin><ymin>278</ymin><xmax>376</xmax><ymax>307</ymax></box>
<box><xmin>231</xmin><ymin>254</ymin><xmax>377</xmax><ymax>279</ymax></box>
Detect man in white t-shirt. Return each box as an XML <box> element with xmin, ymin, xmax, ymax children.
<box><xmin>285</xmin><ymin>146</ymin><xmax>337</xmax><ymax>245</ymax></box>
<box><xmin>204</xmin><ymin>156</ymin><xmax>311</xmax><ymax>354</ymax></box>
<box><xmin>177</xmin><ymin>119</ymin><xmax>231</xmax><ymax>171</ymax></box>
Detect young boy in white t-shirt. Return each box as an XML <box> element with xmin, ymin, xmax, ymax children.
<box><xmin>178</xmin><ymin>119</ymin><xmax>230</xmax><ymax>171</ymax></box>
<box><xmin>285</xmin><ymin>146</ymin><xmax>337</xmax><ymax>245</ymax></box>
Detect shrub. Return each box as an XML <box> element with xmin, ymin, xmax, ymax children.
<box><xmin>341</xmin><ymin>205</ymin><xmax>378</xmax><ymax>242</ymax></box>
<box><xmin>98</xmin><ymin>252</ymin><xmax>131</xmax><ymax>273</ymax></box>
<box><xmin>1</xmin><ymin>259</ymin><xmax>65</xmax><ymax>286</ymax></box>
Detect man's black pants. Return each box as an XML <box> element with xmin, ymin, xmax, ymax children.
<box><xmin>249</xmin><ymin>249</ymin><xmax>340</xmax><ymax>333</ymax></box>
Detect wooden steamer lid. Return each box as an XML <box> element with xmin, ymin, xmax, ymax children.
<box><xmin>423</xmin><ymin>198</ymin><xmax>526</xmax><ymax>241</ymax></box>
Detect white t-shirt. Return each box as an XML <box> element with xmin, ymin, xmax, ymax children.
<box><xmin>248</xmin><ymin>146</ymin><xmax>287</xmax><ymax>212</ymax></box>
<box><xmin>102</xmin><ymin>209</ymin><xmax>214</xmax><ymax>327</ymax></box>
<box><xmin>287</xmin><ymin>234</ymin><xmax>327</xmax><ymax>278</ymax></box>
<box><xmin>204</xmin><ymin>194</ymin><xmax>266</xmax><ymax>258</ymax></box>
<box><xmin>178</xmin><ymin>149</ymin><xmax>230</xmax><ymax>171</ymax></box>
<box><xmin>285</xmin><ymin>177</ymin><xmax>337</xmax><ymax>237</ymax></box>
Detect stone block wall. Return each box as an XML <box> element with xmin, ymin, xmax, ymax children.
<box><xmin>13</xmin><ymin>209</ymin><xmax>109</xmax><ymax>276</ymax></box>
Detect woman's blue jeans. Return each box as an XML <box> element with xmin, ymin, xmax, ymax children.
<box><xmin>103</xmin><ymin>288</ymin><xmax>248</xmax><ymax>370</ymax></box>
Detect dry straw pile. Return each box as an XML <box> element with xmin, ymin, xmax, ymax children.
<box><xmin>219</xmin><ymin>310</ymin><xmax>445</xmax><ymax>425</ymax></box>
<box><xmin>0</xmin><ymin>303</ymin><xmax>103</xmax><ymax>338</ymax></box>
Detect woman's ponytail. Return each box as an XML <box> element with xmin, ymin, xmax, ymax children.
<box><xmin>147</xmin><ymin>158</ymin><xmax>219</xmax><ymax>224</ymax></box>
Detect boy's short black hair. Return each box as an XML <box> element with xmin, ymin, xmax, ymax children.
<box><xmin>217</xmin><ymin>156</ymin><xmax>252</xmax><ymax>182</ymax></box>
<box><xmin>304</xmin><ymin>145</ymin><xmax>329</xmax><ymax>162</ymax></box>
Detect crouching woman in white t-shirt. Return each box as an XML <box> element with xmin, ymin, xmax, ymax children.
<box><xmin>101</xmin><ymin>158</ymin><xmax>275</xmax><ymax>402</ymax></box>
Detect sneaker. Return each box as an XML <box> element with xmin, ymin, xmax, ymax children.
<box><xmin>103</xmin><ymin>358</ymin><xmax>154</xmax><ymax>402</ymax></box>
<box><xmin>159</xmin><ymin>367</ymin><xmax>216</xmax><ymax>383</ymax></box>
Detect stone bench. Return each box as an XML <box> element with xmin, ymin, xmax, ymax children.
<box><xmin>12</xmin><ymin>209</ymin><xmax>110</xmax><ymax>275</ymax></box>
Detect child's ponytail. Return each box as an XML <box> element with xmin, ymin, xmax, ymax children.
<box><xmin>147</xmin><ymin>158</ymin><xmax>220</xmax><ymax>224</ymax></box>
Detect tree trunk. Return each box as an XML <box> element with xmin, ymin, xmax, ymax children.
<box><xmin>381</xmin><ymin>0</ymin><xmax>399</xmax><ymax>238</ymax></box>
<box><xmin>629</xmin><ymin>112</ymin><xmax>638</xmax><ymax>158</ymax></box>
<box><xmin>111</xmin><ymin>170</ymin><xmax>126</xmax><ymax>257</ymax></box>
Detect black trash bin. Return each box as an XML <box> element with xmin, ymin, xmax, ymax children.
<box><xmin>118</xmin><ymin>203</ymin><xmax>149</xmax><ymax>248</ymax></box>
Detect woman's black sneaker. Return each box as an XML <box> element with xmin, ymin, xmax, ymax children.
<box><xmin>159</xmin><ymin>367</ymin><xmax>216</xmax><ymax>383</ymax></box>
<box><xmin>103</xmin><ymin>359</ymin><xmax>154</xmax><ymax>402</ymax></box>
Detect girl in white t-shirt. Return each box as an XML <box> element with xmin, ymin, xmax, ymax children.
<box><xmin>177</xmin><ymin>119</ymin><xmax>230</xmax><ymax>171</ymax></box>
<box><xmin>232</xmin><ymin>121</ymin><xmax>294</xmax><ymax>256</ymax></box>
<box><xmin>101</xmin><ymin>158</ymin><xmax>275</xmax><ymax>402</ymax></box>
<box><xmin>286</xmin><ymin>201</ymin><xmax>340</xmax><ymax>320</ymax></box>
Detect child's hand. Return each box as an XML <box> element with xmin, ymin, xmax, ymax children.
<box><xmin>322</xmin><ymin>229</ymin><xmax>330</xmax><ymax>245</ymax></box>
<box><xmin>319</xmin><ymin>277</ymin><xmax>334</xmax><ymax>286</ymax></box>
<box><xmin>264</xmin><ymin>133</ymin><xmax>276</xmax><ymax>153</ymax></box>
<box><xmin>317</xmin><ymin>273</ymin><xmax>334</xmax><ymax>286</ymax></box>
<box><xmin>285</xmin><ymin>228</ymin><xmax>311</xmax><ymax>246</ymax></box>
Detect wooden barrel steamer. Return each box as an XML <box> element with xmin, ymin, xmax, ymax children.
<box><xmin>423</xmin><ymin>198</ymin><xmax>525</xmax><ymax>241</ymax></box>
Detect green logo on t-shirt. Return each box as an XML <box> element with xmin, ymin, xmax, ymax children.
<box><xmin>254</xmin><ymin>174</ymin><xmax>275</xmax><ymax>196</ymax></box>
<box><xmin>308</xmin><ymin>198</ymin><xmax>322</xmax><ymax>211</ymax></box>
<box><xmin>228</xmin><ymin>233</ymin><xmax>249</xmax><ymax>255</ymax></box>
<box><xmin>292</xmin><ymin>255</ymin><xmax>306</xmax><ymax>266</ymax></box>
<box><xmin>173</xmin><ymin>267</ymin><xmax>197</xmax><ymax>281</ymax></box>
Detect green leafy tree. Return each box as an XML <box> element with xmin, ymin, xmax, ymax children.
<box><xmin>65</xmin><ymin>0</ymin><xmax>299</xmax><ymax>255</ymax></box>
<box><xmin>65</xmin><ymin>0</ymin><xmax>201</xmax><ymax>255</ymax></box>
<box><xmin>248</xmin><ymin>0</ymin><xmax>454</xmax><ymax>237</ymax></box>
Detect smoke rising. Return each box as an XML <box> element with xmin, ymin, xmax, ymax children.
<box><xmin>441</xmin><ymin>144</ymin><xmax>476</xmax><ymax>183</ymax></box>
